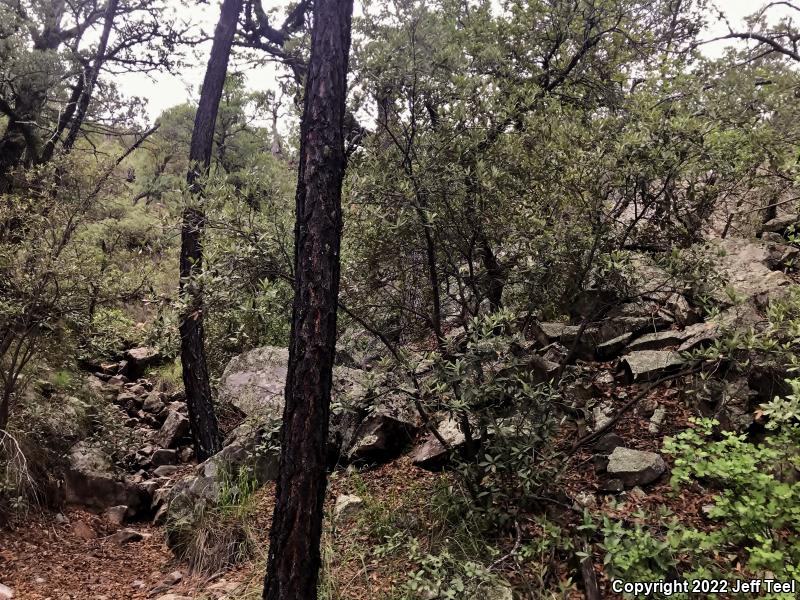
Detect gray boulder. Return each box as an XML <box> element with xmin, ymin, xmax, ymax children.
<box><xmin>620</xmin><ymin>350</ymin><xmax>684</xmax><ymax>382</ymax></box>
<box><xmin>760</xmin><ymin>214</ymin><xmax>799</xmax><ymax>235</ymax></box>
<box><xmin>347</xmin><ymin>411</ymin><xmax>418</xmax><ymax>464</ymax></box>
<box><xmin>218</xmin><ymin>346</ymin><xmax>289</xmax><ymax>419</ymax></box>
<box><xmin>531</xmin><ymin>321</ymin><xmax>567</xmax><ymax>347</ymax></box>
<box><xmin>410</xmin><ymin>416</ymin><xmax>476</xmax><ymax>469</ymax></box>
<box><xmin>218</xmin><ymin>346</ymin><xmax>412</xmax><ymax>462</ymax></box>
<box><xmin>152</xmin><ymin>448</ymin><xmax>177</xmax><ymax>466</ymax></box>
<box><xmin>155</xmin><ymin>411</ymin><xmax>189</xmax><ymax>449</ymax></box>
<box><xmin>334</xmin><ymin>494</ymin><xmax>365</xmax><ymax>522</ymax></box>
<box><xmin>607</xmin><ymin>447</ymin><xmax>666</xmax><ymax>487</ymax></box>
<box><xmin>157</xmin><ymin>420</ymin><xmax>281</xmax><ymax>540</ymax></box>
<box><xmin>123</xmin><ymin>346</ymin><xmax>161</xmax><ymax>379</ymax></box>
<box><xmin>218</xmin><ymin>345</ymin><xmax>365</xmax><ymax>416</ymax></box>
<box><xmin>64</xmin><ymin>442</ymin><xmax>149</xmax><ymax>514</ymax></box>
<box><xmin>705</xmin><ymin>238</ymin><xmax>792</xmax><ymax>305</ymax></box>
<box><xmin>626</xmin><ymin>330</ymin><xmax>687</xmax><ymax>352</ymax></box>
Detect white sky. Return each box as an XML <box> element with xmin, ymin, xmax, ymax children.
<box><xmin>116</xmin><ymin>0</ymin><xmax>796</xmax><ymax>122</ymax></box>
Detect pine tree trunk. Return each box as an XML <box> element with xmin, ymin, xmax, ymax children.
<box><xmin>262</xmin><ymin>0</ymin><xmax>353</xmax><ymax>597</ymax></box>
<box><xmin>179</xmin><ymin>0</ymin><xmax>242</xmax><ymax>461</ymax></box>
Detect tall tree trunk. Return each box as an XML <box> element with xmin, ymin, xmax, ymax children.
<box><xmin>262</xmin><ymin>0</ymin><xmax>353</xmax><ymax>597</ymax></box>
<box><xmin>61</xmin><ymin>0</ymin><xmax>119</xmax><ymax>152</ymax></box>
<box><xmin>179</xmin><ymin>0</ymin><xmax>242</xmax><ymax>461</ymax></box>
<box><xmin>0</xmin><ymin>390</ymin><xmax>10</xmax><ymax>432</ymax></box>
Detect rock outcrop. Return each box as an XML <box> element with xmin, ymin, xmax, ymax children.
<box><xmin>64</xmin><ymin>442</ymin><xmax>150</xmax><ymax>515</ymax></box>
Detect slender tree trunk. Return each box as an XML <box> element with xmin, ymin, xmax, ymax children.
<box><xmin>179</xmin><ymin>0</ymin><xmax>242</xmax><ymax>461</ymax></box>
<box><xmin>262</xmin><ymin>0</ymin><xmax>353</xmax><ymax>597</ymax></box>
<box><xmin>40</xmin><ymin>74</ymin><xmax>85</xmax><ymax>163</ymax></box>
<box><xmin>62</xmin><ymin>0</ymin><xmax>119</xmax><ymax>152</ymax></box>
<box><xmin>0</xmin><ymin>390</ymin><xmax>10</xmax><ymax>432</ymax></box>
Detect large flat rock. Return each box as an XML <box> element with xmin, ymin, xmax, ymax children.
<box><xmin>620</xmin><ymin>350</ymin><xmax>684</xmax><ymax>382</ymax></box>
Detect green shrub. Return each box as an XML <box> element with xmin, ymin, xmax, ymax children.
<box><xmin>599</xmin><ymin>414</ymin><xmax>800</xmax><ymax>599</ymax></box>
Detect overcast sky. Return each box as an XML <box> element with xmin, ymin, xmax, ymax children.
<box><xmin>115</xmin><ymin>0</ymin><xmax>795</xmax><ymax>122</ymax></box>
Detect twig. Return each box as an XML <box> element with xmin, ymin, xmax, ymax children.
<box><xmin>489</xmin><ymin>520</ymin><xmax>523</xmax><ymax>571</ymax></box>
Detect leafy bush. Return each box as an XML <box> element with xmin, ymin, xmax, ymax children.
<box><xmin>599</xmin><ymin>414</ymin><xmax>800</xmax><ymax>599</ymax></box>
<box><xmin>424</xmin><ymin>311</ymin><xmax>560</xmax><ymax>527</ymax></box>
<box><xmin>79</xmin><ymin>307</ymin><xmax>139</xmax><ymax>364</ymax></box>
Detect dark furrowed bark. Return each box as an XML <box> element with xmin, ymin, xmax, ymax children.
<box><xmin>179</xmin><ymin>0</ymin><xmax>243</xmax><ymax>461</ymax></box>
<box><xmin>262</xmin><ymin>0</ymin><xmax>354</xmax><ymax>598</ymax></box>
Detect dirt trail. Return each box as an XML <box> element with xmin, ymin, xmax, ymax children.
<box><xmin>0</xmin><ymin>508</ymin><xmax>206</xmax><ymax>600</ymax></box>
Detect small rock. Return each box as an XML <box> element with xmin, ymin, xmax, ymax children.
<box><xmin>140</xmin><ymin>480</ymin><xmax>160</xmax><ymax>496</ymax></box>
<box><xmin>627</xmin><ymin>486</ymin><xmax>647</xmax><ymax>501</ymax></box>
<box><xmin>54</xmin><ymin>513</ymin><xmax>69</xmax><ymax>525</ymax></box>
<box><xmin>123</xmin><ymin>346</ymin><xmax>160</xmax><ymax>378</ymax></box>
<box><xmin>531</xmin><ymin>321</ymin><xmax>567</xmax><ymax>346</ymax></box>
<box><xmin>155</xmin><ymin>411</ymin><xmax>189</xmax><ymax>449</ymax></box>
<box><xmin>410</xmin><ymin>416</ymin><xmax>479</xmax><ymax>468</ymax></box>
<box><xmin>131</xmin><ymin>580</ymin><xmax>146</xmax><ymax>589</ymax></box>
<box><xmin>153</xmin><ymin>465</ymin><xmax>179</xmax><ymax>478</ymax></box>
<box><xmin>142</xmin><ymin>391</ymin><xmax>164</xmax><ymax>414</ymax></box>
<box><xmin>107</xmin><ymin>375</ymin><xmax>127</xmax><ymax>388</ymax></box>
<box><xmin>208</xmin><ymin>579</ymin><xmax>240</xmax><ymax>594</ymax></box>
<box><xmin>607</xmin><ymin>447</ymin><xmax>666</xmax><ymax>487</ymax></box>
<box><xmin>600</xmin><ymin>478</ymin><xmax>625</xmax><ymax>493</ymax></box>
<box><xmin>572</xmin><ymin>491</ymin><xmax>596</xmax><ymax>508</ymax></box>
<box><xmin>178</xmin><ymin>447</ymin><xmax>193</xmax><ymax>463</ymax></box>
<box><xmin>110</xmin><ymin>529</ymin><xmax>143</xmax><ymax>545</ymax></box>
<box><xmin>593</xmin><ymin>433</ymin><xmax>624</xmax><ymax>455</ymax></box>
<box><xmin>334</xmin><ymin>494</ymin><xmax>365</xmax><ymax>522</ymax></box>
<box><xmin>596</xmin><ymin>332</ymin><xmax>633</xmax><ymax>359</ymax></box>
<box><xmin>0</xmin><ymin>583</ymin><xmax>14</xmax><ymax>599</ymax></box>
<box><xmin>126</xmin><ymin>383</ymin><xmax>148</xmax><ymax>395</ymax></box>
<box><xmin>161</xmin><ymin>571</ymin><xmax>184</xmax><ymax>586</ymax></box>
<box><xmin>152</xmin><ymin>449</ymin><xmax>177</xmax><ymax>467</ymax></box>
<box><xmin>103</xmin><ymin>505</ymin><xmax>128</xmax><ymax>526</ymax></box>
<box><xmin>648</xmin><ymin>406</ymin><xmax>667</xmax><ymax>434</ymax></box>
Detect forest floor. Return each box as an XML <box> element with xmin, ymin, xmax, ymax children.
<box><xmin>0</xmin><ymin>460</ymin><xmax>447</xmax><ymax>600</ymax></box>
<box><xmin>0</xmin><ymin>372</ymin><xmax>718</xmax><ymax>600</ymax></box>
<box><xmin>0</xmin><ymin>305</ymin><xmax>756</xmax><ymax>599</ymax></box>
